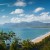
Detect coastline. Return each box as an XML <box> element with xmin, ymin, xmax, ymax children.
<box><xmin>31</xmin><ymin>32</ymin><xmax>50</xmax><ymax>43</ymax></box>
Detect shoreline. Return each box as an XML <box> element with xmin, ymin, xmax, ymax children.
<box><xmin>31</xmin><ymin>32</ymin><xmax>50</xmax><ymax>43</ymax></box>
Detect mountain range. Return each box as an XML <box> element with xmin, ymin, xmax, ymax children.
<box><xmin>0</xmin><ymin>21</ymin><xmax>50</xmax><ymax>28</ymax></box>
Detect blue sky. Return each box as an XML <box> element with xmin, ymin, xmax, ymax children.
<box><xmin>0</xmin><ymin>0</ymin><xmax>50</xmax><ymax>24</ymax></box>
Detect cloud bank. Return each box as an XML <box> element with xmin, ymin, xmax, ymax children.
<box><xmin>10</xmin><ymin>12</ymin><xmax>50</xmax><ymax>23</ymax></box>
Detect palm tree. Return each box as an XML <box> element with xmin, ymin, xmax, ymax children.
<box><xmin>0</xmin><ymin>31</ymin><xmax>16</xmax><ymax>44</ymax></box>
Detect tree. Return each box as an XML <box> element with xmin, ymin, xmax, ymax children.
<box><xmin>0</xmin><ymin>31</ymin><xmax>16</xmax><ymax>43</ymax></box>
<box><xmin>22</xmin><ymin>40</ymin><xmax>34</xmax><ymax>50</ymax></box>
<box><xmin>10</xmin><ymin>37</ymin><xmax>21</xmax><ymax>50</ymax></box>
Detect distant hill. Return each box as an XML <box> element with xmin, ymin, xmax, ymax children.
<box><xmin>0</xmin><ymin>21</ymin><xmax>50</xmax><ymax>28</ymax></box>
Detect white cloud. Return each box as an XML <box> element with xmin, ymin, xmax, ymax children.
<box><xmin>10</xmin><ymin>12</ymin><xmax>50</xmax><ymax>23</ymax></box>
<box><xmin>10</xmin><ymin>9</ymin><xmax>24</xmax><ymax>14</ymax></box>
<box><xmin>2</xmin><ymin>15</ymin><xmax>8</xmax><ymax>18</ymax></box>
<box><xmin>10</xmin><ymin>14</ymin><xmax>36</xmax><ymax>23</ymax></box>
<box><xmin>40</xmin><ymin>12</ymin><xmax>49</xmax><ymax>16</ymax></box>
<box><xmin>0</xmin><ymin>15</ymin><xmax>9</xmax><ymax>24</ymax></box>
<box><xmin>19</xmin><ymin>14</ymin><xmax>25</xmax><ymax>16</ymax></box>
<box><xmin>14</xmin><ymin>1</ymin><xmax>26</xmax><ymax>7</ymax></box>
<box><xmin>11</xmin><ymin>17</ymin><xmax>21</xmax><ymax>23</ymax></box>
<box><xmin>34</xmin><ymin>7</ymin><xmax>44</xmax><ymax>13</ymax></box>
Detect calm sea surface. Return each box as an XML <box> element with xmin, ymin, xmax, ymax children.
<box><xmin>0</xmin><ymin>27</ymin><xmax>50</xmax><ymax>40</ymax></box>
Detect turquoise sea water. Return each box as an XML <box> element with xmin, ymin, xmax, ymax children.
<box><xmin>0</xmin><ymin>27</ymin><xmax>50</xmax><ymax>40</ymax></box>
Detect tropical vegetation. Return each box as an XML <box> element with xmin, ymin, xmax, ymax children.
<box><xmin>0</xmin><ymin>31</ymin><xmax>50</xmax><ymax>50</ymax></box>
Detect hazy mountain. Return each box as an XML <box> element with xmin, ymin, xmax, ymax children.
<box><xmin>0</xmin><ymin>21</ymin><xmax>50</xmax><ymax>28</ymax></box>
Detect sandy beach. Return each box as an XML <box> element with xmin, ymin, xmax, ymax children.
<box><xmin>31</xmin><ymin>32</ymin><xmax>50</xmax><ymax>43</ymax></box>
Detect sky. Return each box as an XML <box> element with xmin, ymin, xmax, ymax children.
<box><xmin>0</xmin><ymin>0</ymin><xmax>50</xmax><ymax>24</ymax></box>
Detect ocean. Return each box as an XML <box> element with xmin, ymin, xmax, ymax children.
<box><xmin>0</xmin><ymin>27</ymin><xmax>50</xmax><ymax>40</ymax></box>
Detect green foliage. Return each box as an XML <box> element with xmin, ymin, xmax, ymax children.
<box><xmin>22</xmin><ymin>40</ymin><xmax>34</xmax><ymax>50</ymax></box>
<box><xmin>0</xmin><ymin>31</ymin><xmax>50</xmax><ymax>50</ymax></box>
<box><xmin>0</xmin><ymin>31</ymin><xmax>16</xmax><ymax>43</ymax></box>
<box><xmin>0</xmin><ymin>42</ymin><xmax>7</xmax><ymax>50</ymax></box>
<box><xmin>0</xmin><ymin>31</ymin><xmax>16</xmax><ymax>50</ymax></box>
<box><xmin>10</xmin><ymin>38</ymin><xmax>21</xmax><ymax>50</ymax></box>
